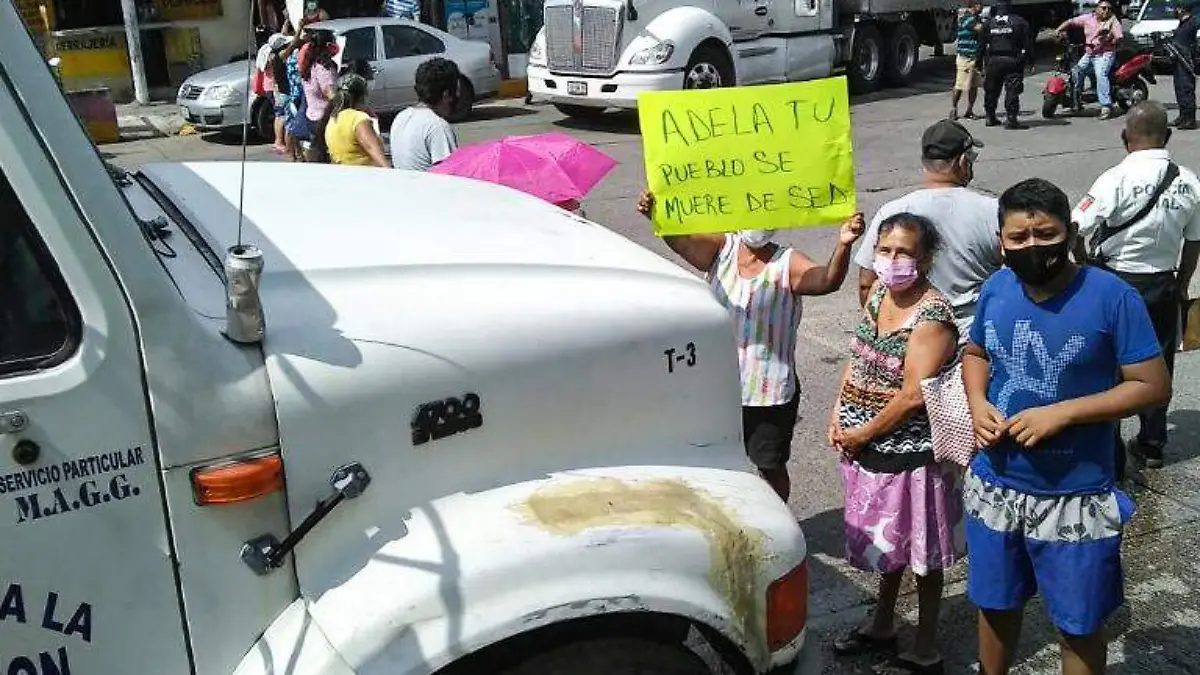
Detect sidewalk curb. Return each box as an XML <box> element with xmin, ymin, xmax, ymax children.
<box><xmin>116</xmin><ymin>102</ymin><xmax>185</xmax><ymax>140</ymax></box>
<box><xmin>498</xmin><ymin>78</ymin><xmax>528</xmax><ymax>99</ymax></box>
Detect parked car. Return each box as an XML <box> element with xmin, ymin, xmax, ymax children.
<box><xmin>176</xmin><ymin>59</ymin><xmax>273</xmax><ymax>139</ymax></box>
<box><xmin>1129</xmin><ymin>0</ymin><xmax>1180</xmax><ymax>66</ymax></box>
<box><xmin>177</xmin><ymin>18</ymin><xmax>502</xmax><ymax>138</ymax></box>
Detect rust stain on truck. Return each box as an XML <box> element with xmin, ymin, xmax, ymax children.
<box><xmin>515</xmin><ymin>477</ymin><xmax>766</xmax><ymax>647</ymax></box>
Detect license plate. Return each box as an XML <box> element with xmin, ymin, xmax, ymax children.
<box><xmin>567</xmin><ymin>81</ymin><xmax>587</xmax><ymax>96</ymax></box>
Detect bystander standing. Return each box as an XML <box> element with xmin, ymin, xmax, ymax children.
<box><xmin>1171</xmin><ymin>0</ymin><xmax>1200</xmax><ymax>129</ymax></box>
<box><xmin>965</xmin><ymin>177</ymin><xmax>1170</xmax><ymax>675</ymax></box>
<box><xmin>981</xmin><ymin>0</ymin><xmax>1035</xmax><ymax>130</ymax></box>
<box><xmin>857</xmin><ymin>120</ymin><xmax>1002</xmax><ymax>338</ymax></box>
<box><xmin>951</xmin><ymin>0</ymin><xmax>985</xmax><ymax>121</ymax></box>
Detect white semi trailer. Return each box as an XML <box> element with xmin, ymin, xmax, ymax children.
<box><xmin>527</xmin><ymin>0</ymin><xmax>1074</xmax><ymax>116</ymax></box>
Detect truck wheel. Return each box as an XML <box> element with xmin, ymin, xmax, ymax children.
<box><xmin>449</xmin><ymin>77</ymin><xmax>475</xmax><ymax>122</ymax></box>
<box><xmin>501</xmin><ymin>638</ymin><xmax>712</xmax><ymax>675</ymax></box>
<box><xmin>684</xmin><ymin>44</ymin><xmax>734</xmax><ymax>89</ymax></box>
<box><xmin>849</xmin><ymin>24</ymin><xmax>884</xmax><ymax>94</ymax></box>
<box><xmin>883</xmin><ymin>21</ymin><xmax>920</xmax><ymax>86</ymax></box>
<box><xmin>554</xmin><ymin>103</ymin><xmax>607</xmax><ymax>119</ymax></box>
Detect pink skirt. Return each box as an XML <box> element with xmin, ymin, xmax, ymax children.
<box><xmin>839</xmin><ymin>460</ymin><xmax>965</xmax><ymax>576</ymax></box>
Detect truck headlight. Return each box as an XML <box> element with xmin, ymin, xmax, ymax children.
<box><xmin>528</xmin><ymin>29</ymin><xmax>546</xmax><ymax>64</ymax></box>
<box><xmin>203</xmin><ymin>84</ymin><xmax>236</xmax><ymax>102</ymax></box>
<box><xmin>630</xmin><ymin>39</ymin><xmax>674</xmax><ymax>65</ymax></box>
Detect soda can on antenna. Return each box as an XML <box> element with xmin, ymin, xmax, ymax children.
<box><xmin>224</xmin><ymin>244</ymin><xmax>265</xmax><ymax>344</ymax></box>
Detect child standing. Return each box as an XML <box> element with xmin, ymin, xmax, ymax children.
<box><xmin>964</xmin><ymin>178</ymin><xmax>1170</xmax><ymax>674</ymax></box>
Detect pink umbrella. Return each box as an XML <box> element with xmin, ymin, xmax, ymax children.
<box><xmin>429</xmin><ymin>132</ymin><xmax>617</xmax><ymax>206</ymax></box>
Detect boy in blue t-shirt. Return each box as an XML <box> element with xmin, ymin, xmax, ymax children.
<box><xmin>964</xmin><ymin>178</ymin><xmax>1170</xmax><ymax>675</ymax></box>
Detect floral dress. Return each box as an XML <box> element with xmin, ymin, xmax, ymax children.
<box><xmin>836</xmin><ymin>284</ymin><xmax>964</xmax><ymax>576</ymax></box>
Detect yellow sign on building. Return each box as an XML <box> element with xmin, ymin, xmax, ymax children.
<box><xmin>14</xmin><ymin>0</ymin><xmax>54</xmax><ymax>32</ymax></box>
<box><xmin>150</xmin><ymin>0</ymin><xmax>223</xmax><ymax>21</ymax></box>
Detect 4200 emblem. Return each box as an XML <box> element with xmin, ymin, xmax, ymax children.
<box><xmin>411</xmin><ymin>393</ymin><xmax>484</xmax><ymax>446</ymax></box>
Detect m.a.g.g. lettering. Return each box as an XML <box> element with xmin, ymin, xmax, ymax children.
<box><xmin>1</xmin><ymin>446</ymin><xmax>149</xmax><ymax>524</ymax></box>
<box><xmin>0</xmin><ymin>447</ymin><xmax>145</xmax><ymax>495</ymax></box>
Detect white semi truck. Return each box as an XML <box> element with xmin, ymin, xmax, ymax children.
<box><xmin>527</xmin><ymin>0</ymin><xmax>1074</xmax><ymax>116</ymax></box>
<box><xmin>0</xmin><ymin>2</ymin><xmax>817</xmax><ymax>673</ymax></box>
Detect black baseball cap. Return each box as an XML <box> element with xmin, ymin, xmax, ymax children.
<box><xmin>922</xmin><ymin>119</ymin><xmax>984</xmax><ymax>160</ymax></box>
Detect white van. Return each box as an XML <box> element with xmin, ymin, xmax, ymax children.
<box><xmin>0</xmin><ymin>2</ymin><xmax>816</xmax><ymax>673</ymax></box>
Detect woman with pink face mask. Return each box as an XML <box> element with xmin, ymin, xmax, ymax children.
<box><xmin>828</xmin><ymin>212</ymin><xmax>962</xmax><ymax>675</ymax></box>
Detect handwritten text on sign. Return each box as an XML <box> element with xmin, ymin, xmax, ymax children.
<box><xmin>638</xmin><ymin>78</ymin><xmax>857</xmax><ymax>236</ymax></box>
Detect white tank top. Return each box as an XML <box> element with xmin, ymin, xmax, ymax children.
<box><xmin>708</xmin><ymin>234</ymin><xmax>803</xmax><ymax>407</ymax></box>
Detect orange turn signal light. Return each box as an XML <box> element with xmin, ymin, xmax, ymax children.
<box><xmin>191</xmin><ymin>453</ymin><xmax>284</xmax><ymax>506</ymax></box>
<box><xmin>766</xmin><ymin>559</ymin><xmax>809</xmax><ymax>652</ymax></box>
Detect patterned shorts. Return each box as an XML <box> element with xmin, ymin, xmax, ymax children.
<box><xmin>964</xmin><ymin>469</ymin><xmax>1135</xmax><ymax>636</ymax></box>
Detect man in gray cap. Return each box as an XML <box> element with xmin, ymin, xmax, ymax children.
<box><xmin>856</xmin><ymin>120</ymin><xmax>1003</xmax><ymax>337</ymax></box>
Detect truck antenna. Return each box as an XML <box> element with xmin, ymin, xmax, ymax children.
<box><xmin>222</xmin><ymin>0</ymin><xmax>266</xmax><ymax>345</ymax></box>
<box><xmin>236</xmin><ymin>0</ymin><xmax>254</xmax><ymax>248</ymax></box>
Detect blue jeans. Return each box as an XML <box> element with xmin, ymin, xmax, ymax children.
<box><xmin>1072</xmin><ymin>50</ymin><xmax>1116</xmax><ymax>108</ymax></box>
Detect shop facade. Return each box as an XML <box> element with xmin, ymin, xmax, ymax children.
<box><xmin>15</xmin><ymin>0</ymin><xmax>544</xmax><ymax>103</ymax></box>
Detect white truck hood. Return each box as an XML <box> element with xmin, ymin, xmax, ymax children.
<box><xmin>139</xmin><ymin>162</ymin><xmax>690</xmax><ymax>286</ymax></box>
<box><xmin>140</xmin><ymin>163</ymin><xmax>802</xmax><ymax>670</ymax></box>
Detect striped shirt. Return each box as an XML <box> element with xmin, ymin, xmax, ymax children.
<box><xmin>708</xmin><ymin>234</ymin><xmax>803</xmax><ymax>407</ymax></box>
<box><xmin>384</xmin><ymin>0</ymin><xmax>420</xmax><ymax>19</ymax></box>
<box><xmin>958</xmin><ymin>15</ymin><xmax>981</xmax><ymax>59</ymax></box>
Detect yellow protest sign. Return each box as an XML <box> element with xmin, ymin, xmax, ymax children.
<box><xmin>638</xmin><ymin>77</ymin><xmax>857</xmax><ymax>236</ymax></box>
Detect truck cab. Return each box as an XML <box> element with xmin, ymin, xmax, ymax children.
<box><xmin>525</xmin><ymin>0</ymin><xmax>839</xmax><ymax>117</ymax></box>
<box><xmin>525</xmin><ymin>0</ymin><xmax>1076</xmax><ymax>113</ymax></box>
<box><xmin>0</xmin><ymin>3</ymin><xmax>815</xmax><ymax>674</ymax></box>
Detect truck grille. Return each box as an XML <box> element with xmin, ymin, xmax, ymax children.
<box><xmin>545</xmin><ymin>5</ymin><xmax>621</xmax><ymax>75</ymax></box>
<box><xmin>180</xmin><ymin>84</ymin><xmax>203</xmax><ymax>100</ymax></box>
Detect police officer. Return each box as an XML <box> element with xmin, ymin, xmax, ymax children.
<box><xmin>1072</xmin><ymin>101</ymin><xmax>1200</xmax><ymax>476</ymax></box>
<box><xmin>1171</xmin><ymin>0</ymin><xmax>1200</xmax><ymax>129</ymax></box>
<box><xmin>981</xmin><ymin>0</ymin><xmax>1035</xmax><ymax>130</ymax></box>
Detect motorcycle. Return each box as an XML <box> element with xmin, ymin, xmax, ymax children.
<box><xmin>1042</xmin><ymin>36</ymin><xmax>1156</xmax><ymax>118</ymax></box>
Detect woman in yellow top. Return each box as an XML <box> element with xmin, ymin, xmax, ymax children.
<box><xmin>324</xmin><ymin>74</ymin><xmax>389</xmax><ymax>167</ymax></box>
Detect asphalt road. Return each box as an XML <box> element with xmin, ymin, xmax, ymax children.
<box><xmin>104</xmin><ymin>53</ymin><xmax>1200</xmax><ymax>674</ymax></box>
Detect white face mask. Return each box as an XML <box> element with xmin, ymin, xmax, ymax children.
<box><xmin>739</xmin><ymin>229</ymin><xmax>775</xmax><ymax>249</ymax></box>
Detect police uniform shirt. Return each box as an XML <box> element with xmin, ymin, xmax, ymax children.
<box><xmin>1073</xmin><ymin>149</ymin><xmax>1200</xmax><ymax>274</ymax></box>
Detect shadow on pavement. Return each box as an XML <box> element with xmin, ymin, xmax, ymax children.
<box><xmin>201</xmin><ymin>131</ymin><xmax>269</xmax><ymax>146</ymax></box>
<box><xmin>554</xmin><ymin>109</ymin><xmax>641</xmax><ymax>135</ymax></box>
<box><xmin>1112</xmin><ymin>614</ymin><xmax>1200</xmax><ymax>673</ymax></box>
<box><xmin>1019</xmin><ymin>117</ymin><xmax>1074</xmax><ymax>128</ymax></box>
<box><xmin>1163</xmin><ymin>407</ymin><xmax>1200</xmax><ymax>466</ymax></box>
<box><xmin>464</xmin><ymin>104</ymin><xmax>539</xmax><ymax>123</ymax></box>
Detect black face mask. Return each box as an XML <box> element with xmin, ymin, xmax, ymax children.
<box><xmin>1004</xmin><ymin>240</ymin><xmax>1071</xmax><ymax>287</ymax></box>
